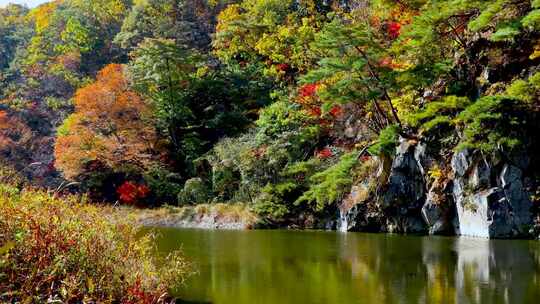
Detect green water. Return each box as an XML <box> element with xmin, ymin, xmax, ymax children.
<box><xmin>149</xmin><ymin>228</ymin><xmax>540</xmax><ymax>304</ymax></box>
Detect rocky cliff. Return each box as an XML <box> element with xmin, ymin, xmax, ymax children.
<box><xmin>339</xmin><ymin>139</ymin><xmax>537</xmax><ymax>239</ymax></box>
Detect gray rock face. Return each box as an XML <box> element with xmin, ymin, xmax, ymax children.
<box><xmin>500</xmin><ymin>164</ymin><xmax>532</xmax><ymax>230</ymax></box>
<box><xmin>456</xmin><ymin>188</ymin><xmax>514</xmax><ymax>238</ymax></box>
<box><xmin>339</xmin><ymin>139</ymin><xmax>430</xmax><ymax>234</ymax></box>
<box><xmin>339</xmin><ymin>142</ymin><xmax>533</xmax><ymax>238</ymax></box>
<box><xmin>452</xmin><ymin>150</ymin><xmax>533</xmax><ymax>238</ymax></box>
<box><xmin>383</xmin><ymin>216</ymin><xmax>426</xmax><ymax>234</ymax></box>
<box><xmin>379</xmin><ymin>139</ymin><xmax>428</xmax><ymax>233</ymax></box>
<box><xmin>338</xmin><ymin>202</ymin><xmax>364</xmax><ymax>232</ymax></box>
<box><xmin>451</xmin><ymin>149</ymin><xmax>471</xmax><ymax>177</ymax></box>
<box><xmin>381</xmin><ymin>139</ymin><xmax>426</xmax><ymax>208</ymax></box>
<box><xmin>421</xmin><ymin>198</ymin><xmax>445</xmax><ymax>233</ymax></box>
<box><xmin>338</xmin><ymin>184</ymin><xmax>381</xmax><ymax>232</ymax></box>
<box><xmin>421</xmin><ymin>182</ymin><xmax>457</xmax><ymax>235</ymax></box>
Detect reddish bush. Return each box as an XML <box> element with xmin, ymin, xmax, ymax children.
<box><xmin>123</xmin><ymin>277</ymin><xmax>158</xmax><ymax>304</ymax></box>
<box><xmin>299</xmin><ymin>83</ymin><xmax>318</xmax><ymax>98</ymax></box>
<box><xmin>0</xmin><ymin>187</ymin><xmax>192</xmax><ymax>303</ymax></box>
<box><xmin>387</xmin><ymin>22</ymin><xmax>401</xmax><ymax>39</ymax></box>
<box><xmin>276</xmin><ymin>63</ymin><xmax>290</xmax><ymax>72</ymax></box>
<box><xmin>117</xmin><ymin>181</ymin><xmax>150</xmax><ymax>205</ymax></box>
<box><xmin>308</xmin><ymin>107</ymin><xmax>322</xmax><ymax>117</ymax></box>
<box><xmin>329</xmin><ymin>106</ymin><xmax>343</xmax><ymax>118</ymax></box>
<box><xmin>316</xmin><ymin>147</ymin><xmax>333</xmax><ymax>159</ymax></box>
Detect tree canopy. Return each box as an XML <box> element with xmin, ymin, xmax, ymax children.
<box><xmin>0</xmin><ymin>0</ymin><xmax>539</xmax><ymax>218</ymax></box>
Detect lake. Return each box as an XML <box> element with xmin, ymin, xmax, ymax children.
<box><xmin>149</xmin><ymin>228</ymin><xmax>540</xmax><ymax>304</ymax></box>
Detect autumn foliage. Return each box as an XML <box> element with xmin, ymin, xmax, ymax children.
<box><xmin>0</xmin><ymin>110</ymin><xmax>32</xmax><ymax>157</ymax></box>
<box><xmin>3</xmin><ymin>0</ymin><xmax>540</xmax><ymax>232</ymax></box>
<box><xmin>54</xmin><ymin>64</ymin><xmax>161</xmax><ymax>180</ymax></box>
<box><xmin>299</xmin><ymin>83</ymin><xmax>318</xmax><ymax>99</ymax></box>
<box><xmin>117</xmin><ymin>181</ymin><xmax>151</xmax><ymax>205</ymax></box>
<box><xmin>0</xmin><ymin>186</ymin><xmax>191</xmax><ymax>303</ymax></box>
<box><xmin>387</xmin><ymin>21</ymin><xmax>401</xmax><ymax>39</ymax></box>
<box><xmin>316</xmin><ymin>147</ymin><xmax>333</xmax><ymax>159</ymax></box>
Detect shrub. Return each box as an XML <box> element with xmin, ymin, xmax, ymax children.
<box><xmin>407</xmin><ymin>96</ymin><xmax>471</xmax><ymax>131</ymax></box>
<box><xmin>208</xmin><ymin>113</ymin><xmax>320</xmax><ymax>204</ymax></box>
<box><xmin>177</xmin><ymin>178</ymin><xmax>211</xmax><ymax>205</ymax></box>
<box><xmin>0</xmin><ymin>162</ymin><xmax>26</xmax><ymax>187</ymax></box>
<box><xmin>143</xmin><ymin>166</ymin><xmax>183</xmax><ymax>204</ymax></box>
<box><xmin>296</xmin><ymin>152</ymin><xmax>360</xmax><ymax>211</ymax></box>
<box><xmin>208</xmin><ymin>135</ymin><xmax>253</xmax><ymax>200</ymax></box>
<box><xmin>455</xmin><ymin>96</ymin><xmax>529</xmax><ymax>152</ymax></box>
<box><xmin>522</xmin><ymin>9</ymin><xmax>540</xmax><ymax>30</ymax></box>
<box><xmin>368</xmin><ymin>125</ymin><xmax>400</xmax><ymax>157</ymax></box>
<box><xmin>505</xmin><ymin>72</ymin><xmax>540</xmax><ymax>103</ymax></box>
<box><xmin>253</xmin><ymin>183</ymin><xmax>297</xmax><ymax>220</ymax></box>
<box><xmin>467</xmin><ymin>0</ymin><xmax>505</xmax><ymax>32</ymax></box>
<box><xmin>0</xmin><ymin>187</ymin><xmax>192</xmax><ymax>303</ymax></box>
<box><xmin>117</xmin><ymin>181</ymin><xmax>151</xmax><ymax>205</ymax></box>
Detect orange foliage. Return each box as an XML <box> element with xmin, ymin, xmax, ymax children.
<box><xmin>55</xmin><ymin>64</ymin><xmax>161</xmax><ymax>179</ymax></box>
<box><xmin>0</xmin><ymin>110</ymin><xmax>8</xmax><ymax>128</ymax></box>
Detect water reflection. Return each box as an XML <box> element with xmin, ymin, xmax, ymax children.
<box><xmin>149</xmin><ymin>229</ymin><xmax>540</xmax><ymax>304</ymax></box>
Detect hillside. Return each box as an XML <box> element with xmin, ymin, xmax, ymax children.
<box><xmin>1</xmin><ymin>0</ymin><xmax>540</xmax><ymax>238</ymax></box>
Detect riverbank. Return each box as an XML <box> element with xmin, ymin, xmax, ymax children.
<box><xmin>130</xmin><ymin>203</ymin><xmax>259</xmax><ymax>230</ymax></box>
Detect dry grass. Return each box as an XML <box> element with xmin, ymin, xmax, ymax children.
<box><xmin>134</xmin><ymin>203</ymin><xmax>259</xmax><ymax>229</ymax></box>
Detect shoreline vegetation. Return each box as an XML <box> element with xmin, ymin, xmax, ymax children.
<box><xmin>132</xmin><ymin>203</ymin><xmax>259</xmax><ymax>230</ymax></box>
<box><xmin>0</xmin><ymin>183</ymin><xmax>193</xmax><ymax>303</ymax></box>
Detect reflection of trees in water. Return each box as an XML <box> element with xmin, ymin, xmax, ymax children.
<box><xmin>335</xmin><ymin>234</ymin><xmax>540</xmax><ymax>304</ymax></box>
<box><xmin>156</xmin><ymin>229</ymin><xmax>540</xmax><ymax>304</ymax></box>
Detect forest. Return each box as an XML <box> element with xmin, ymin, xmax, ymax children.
<box><xmin>2</xmin><ymin>0</ymin><xmax>540</xmax><ymax>302</ymax></box>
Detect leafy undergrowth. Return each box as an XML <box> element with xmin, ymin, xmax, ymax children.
<box><xmin>0</xmin><ymin>184</ymin><xmax>192</xmax><ymax>303</ymax></box>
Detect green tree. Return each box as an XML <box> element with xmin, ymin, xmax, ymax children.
<box><xmin>115</xmin><ymin>0</ymin><xmax>227</xmax><ymax>51</ymax></box>
<box><xmin>302</xmin><ymin>13</ymin><xmax>402</xmax><ymax>133</ymax></box>
<box><xmin>129</xmin><ymin>38</ymin><xmax>272</xmax><ymax>176</ymax></box>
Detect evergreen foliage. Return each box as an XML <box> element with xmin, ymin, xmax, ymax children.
<box><xmin>368</xmin><ymin>125</ymin><xmax>400</xmax><ymax>156</ymax></box>
<box><xmin>296</xmin><ymin>152</ymin><xmax>359</xmax><ymax>211</ymax></box>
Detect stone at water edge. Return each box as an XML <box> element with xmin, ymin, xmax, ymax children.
<box><xmin>451</xmin><ymin>150</ymin><xmax>533</xmax><ymax>238</ymax></box>
<box><xmin>421</xmin><ymin>179</ymin><xmax>459</xmax><ymax>235</ymax></box>
<box><xmin>500</xmin><ymin>164</ymin><xmax>533</xmax><ymax>231</ymax></box>
<box><xmin>380</xmin><ymin>138</ymin><xmax>428</xmax><ymax>233</ymax></box>
<box><xmin>456</xmin><ymin>188</ymin><xmax>513</xmax><ymax>238</ymax></box>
